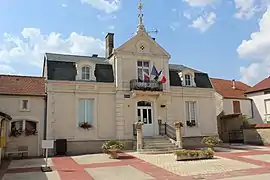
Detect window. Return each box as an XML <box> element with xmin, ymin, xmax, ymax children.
<box><xmin>82</xmin><ymin>66</ymin><xmax>91</xmax><ymax>80</ymax></box>
<box><xmin>78</xmin><ymin>99</ymin><xmax>94</xmax><ymax>126</ymax></box>
<box><xmin>264</xmin><ymin>90</ymin><xmax>270</xmax><ymax>94</ymax></box>
<box><xmin>184</xmin><ymin>74</ymin><xmax>192</xmax><ymax>86</ymax></box>
<box><xmin>185</xmin><ymin>101</ymin><xmax>196</xmax><ymax>127</ymax></box>
<box><xmin>10</xmin><ymin>120</ymin><xmax>37</xmax><ymax>137</ymax></box>
<box><xmin>137</xmin><ymin>61</ymin><xmax>150</xmax><ymax>81</ymax></box>
<box><xmin>20</xmin><ymin>99</ymin><xmax>30</xmax><ymax>111</ymax></box>
<box><xmin>265</xmin><ymin>100</ymin><xmax>270</xmax><ymax>114</ymax></box>
<box><xmin>22</xmin><ymin>100</ymin><xmax>28</xmax><ymax>109</ymax></box>
<box><xmin>233</xmin><ymin>101</ymin><xmax>241</xmax><ymax>114</ymax></box>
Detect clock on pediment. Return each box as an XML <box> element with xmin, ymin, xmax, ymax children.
<box><xmin>136</xmin><ymin>41</ymin><xmax>149</xmax><ymax>53</ymax></box>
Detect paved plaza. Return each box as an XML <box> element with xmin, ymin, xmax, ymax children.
<box><xmin>1</xmin><ymin>145</ymin><xmax>270</xmax><ymax>180</ymax></box>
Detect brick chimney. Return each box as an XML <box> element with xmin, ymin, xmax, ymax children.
<box><xmin>105</xmin><ymin>33</ymin><xmax>114</xmax><ymax>59</ymax></box>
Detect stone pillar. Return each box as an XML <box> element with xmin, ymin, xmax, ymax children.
<box><xmin>135</xmin><ymin>122</ymin><xmax>143</xmax><ymax>151</ymax></box>
<box><xmin>174</xmin><ymin>122</ymin><xmax>183</xmax><ymax>148</ymax></box>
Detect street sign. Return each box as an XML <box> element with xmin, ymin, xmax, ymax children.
<box><xmin>41</xmin><ymin>140</ymin><xmax>54</xmax><ymax>172</ymax></box>
<box><xmin>42</xmin><ymin>140</ymin><xmax>54</xmax><ymax>149</ymax></box>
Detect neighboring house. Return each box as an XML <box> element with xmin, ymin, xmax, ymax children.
<box><xmin>43</xmin><ymin>7</ymin><xmax>218</xmax><ymax>155</ymax></box>
<box><xmin>245</xmin><ymin>76</ymin><xmax>270</xmax><ymax>124</ymax></box>
<box><xmin>210</xmin><ymin>78</ymin><xmax>252</xmax><ymax>142</ymax></box>
<box><xmin>0</xmin><ymin>111</ymin><xmax>12</xmax><ymax>164</ymax></box>
<box><xmin>0</xmin><ymin>75</ymin><xmax>46</xmax><ymax>157</ymax></box>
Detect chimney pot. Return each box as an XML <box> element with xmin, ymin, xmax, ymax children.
<box><xmin>232</xmin><ymin>79</ymin><xmax>236</xmax><ymax>89</ymax></box>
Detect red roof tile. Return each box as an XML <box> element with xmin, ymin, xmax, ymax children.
<box><xmin>210</xmin><ymin>78</ymin><xmax>251</xmax><ymax>99</ymax></box>
<box><xmin>0</xmin><ymin>75</ymin><xmax>45</xmax><ymax>96</ymax></box>
<box><xmin>245</xmin><ymin>77</ymin><xmax>270</xmax><ymax>94</ymax></box>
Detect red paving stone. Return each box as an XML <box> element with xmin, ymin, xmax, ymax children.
<box><xmin>3</xmin><ymin>146</ymin><xmax>270</xmax><ymax>180</ymax></box>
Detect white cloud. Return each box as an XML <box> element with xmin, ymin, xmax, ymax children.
<box><xmin>183</xmin><ymin>0</ymin><xmax>217</xmax><ymax>7</ymax></box>
<box><xmin>61</xmin><ymin>3</ymin><xmax>68</xmax><ymax>8</ymax></box>
<box><xmin>81</xmin><ymin>0</ymin><xmax>121</xmax><ymax>14</ymax></box>
<box><xmin>0</xmin><ymin>28</ymin><xmax>105</xmax><ymax>75</ymax></box>
<box><xmin>237</xmin><ymin>7</ymin><xmax>270</xmax><ymax>84</ymax></box>
<box><xmin>234</xmin><ymin>0</ymin><xmax>269</xmax><ymax>20</ymax></box>
<box><xmin>170</xmin><ymin>22</ymin><xmax>180</xmax><ymax>31</ymax></box>
<box><xmin>189</xmin><ymin>12</ymin><xmax>216</xmax><ymax>32</ymax></box>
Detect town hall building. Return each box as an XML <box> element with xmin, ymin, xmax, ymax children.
<box><xmin>42</xmin><ymin>2</ymin><xmax>218</xmax><ymax>154</ymax></box>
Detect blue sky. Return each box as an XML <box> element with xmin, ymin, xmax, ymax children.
<box><xmin>0</xmin><ymin>0</ymin><xmax>270</xmax><ymax>85</ymax></box>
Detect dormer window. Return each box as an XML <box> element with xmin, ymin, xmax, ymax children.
<box><xmin>82</xmin><ymin>66</ymin><xmax>91</xmax><ymax>80</ymax></box>
<box><xmin>185</xmin><ymin>74</ymin><xmax>192</xmax><ymax>86</ymax></box>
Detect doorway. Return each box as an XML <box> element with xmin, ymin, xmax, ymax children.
<box><xmin>137</xmin><ymin>101</ymin><xmax>154</xmax><ymax>137</ymax></box>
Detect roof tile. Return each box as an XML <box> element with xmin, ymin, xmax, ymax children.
<box><xmin>246</xmin><ymin>77</ymin><xmax>270</xmax><ymax>94</ymax></box>
<box><xmin>0</xmin><ymin>75</ymin><xmax>45</xmax><ymax>96</ymax></box>
<box><xmin>210</xmin><ymin>78</ymin><xmax>250</xmax><ymax>99</ymax></box>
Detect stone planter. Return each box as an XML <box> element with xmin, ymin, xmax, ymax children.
<box><xmin>175</xmin><ymin>154</ymin><xmax>213</xmax><ymax>161</ymax></box>
<box><xmin>107</xmin><ymin>149</ymin><xmax>120</xmax><ymax>159</ymax></box>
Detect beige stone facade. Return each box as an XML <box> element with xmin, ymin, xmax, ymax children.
<box><xmin>45</xmin><ymin>28</ymin><xmax>218</xmax><ymax>154</ymax></box>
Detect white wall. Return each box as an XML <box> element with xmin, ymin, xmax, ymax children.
<box><xmin>246</xmin><ymin>92</ymin><xmax>270</xmax><ymax>123</ymax></box>
<box><xmin>223</xmin><ymin>98</ymin><xmax>253</xmax><ymax>118</ymax></box>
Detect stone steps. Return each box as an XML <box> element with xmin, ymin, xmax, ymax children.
<box><xmin>140</xmin><ymin>136</ymin><xmax>180</xmax><ymax>154</ymax></box>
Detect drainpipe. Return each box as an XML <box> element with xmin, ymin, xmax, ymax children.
<box><xmin>43</xmin><ymin>96</ymin><xmax>48</xmax><ymax>140</ymax></box>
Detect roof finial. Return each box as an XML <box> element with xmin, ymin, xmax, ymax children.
<box><xmin>137</xmin><ymin>0</ymin><xmax>146</xmax><ymax>33</ymax></box>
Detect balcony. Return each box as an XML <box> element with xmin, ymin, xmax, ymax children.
<box><xmin>130</xmin><ymin>79</ymin><xmax>163</xmax><ymax>92</ymax></box>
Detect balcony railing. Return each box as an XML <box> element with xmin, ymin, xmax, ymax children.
<box><xmin>130</xmin><ymin>79</ymin><xmax>163</xmax><ymax>92</ymax></box>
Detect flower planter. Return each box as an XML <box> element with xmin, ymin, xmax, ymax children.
<box><xmin>107</xmin><ymin>149</ymin><xmax>120</xmax><ymax>159</ymax></box>
<box><xmin>175</xmin><ymin>154</ymin><xmax>213</xmax><ymax>161</ymax></box>
<box><xmin>174</xmin><ymin>149</ymin><xmax>214</xmax><ymax>161</ymax></box>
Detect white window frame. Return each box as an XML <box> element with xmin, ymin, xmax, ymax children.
<box><xmin>19</xmin><ymin>99</ymin><xmax>30</xmax><ymax>111</ymax></box>
<box><xmin>137</xmin><ymin>60</ymin><xmax>150</xmax><ymax>81</ymax></box>
<box><xmin>185</xmin><ymin>101</ymin><xmax>197</xmax><ymax>127</ymax></box>
<box><xmin>81</xmin><ymin>66</ymin><xmax>91</xmax><ymax>80</ymax></box>
<box><xmin>78</xmin><ymin>99</ymin><xmax>94</xmax><ymax>127</ymax></box>
<box><xmin>184</xmin><ymin>74</ymin><xmax>192</xmax><ymax>86</ymax></box>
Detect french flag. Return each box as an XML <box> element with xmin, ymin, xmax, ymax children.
<box><xmin>144</xmin><ymin>71</ymin><xmax>150</xmax><ymax>81</ymax></box>
<box><xmin>158</xmin><ymin>70</ymin><xmax>166</xmax><ymax>84</ymax></box>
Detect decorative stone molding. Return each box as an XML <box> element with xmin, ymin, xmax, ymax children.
<box><xmin>134</xmin><ymin>122</ymin><xmax>144</xmax><ymax>130</ymax></box>
<box><xmin>174</xmin><ymin>122</ymin><xmax>183</xmax><ymax>129</ymax></box>
<box><xmin>174</xmin><ymin>121</ymin><xmax>183</xmax><ymax>149</ymax></box>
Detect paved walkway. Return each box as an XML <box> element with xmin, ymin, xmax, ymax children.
<box><xmin>2</xmin><ymin>144</ymin><xmax>270</xmax><ymax>180</ymax></box>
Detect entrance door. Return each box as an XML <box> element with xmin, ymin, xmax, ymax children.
<box><xmin>137</xmin><ymin>101</ymin><xmax>154</xmax><ymax>137</ymax></box>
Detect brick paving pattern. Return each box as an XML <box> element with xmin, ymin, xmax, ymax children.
<box><xmin>1</xmin><ymin>145</ymin><xmax>270</xmax><ymax>180</ymax></box>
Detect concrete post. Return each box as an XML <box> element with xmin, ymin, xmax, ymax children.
<box><xmin>174</xmin><ymin>121</ymin><xmax>183</xmax><ymax>148</ymax></box>
<box><xmin>134</xmin><ymin>122</ymin><xmax>143</xmax><ymax>151</ymax></box>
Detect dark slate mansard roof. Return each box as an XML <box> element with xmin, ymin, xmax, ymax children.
<box><xmin>44</xmin><ymin>53</ymin><xmax>212</xmax><ymax>88</ymax></box>
<box><xmin>44</xmin><ymin>53</ymin><xmax>114</xmax><ymax>83</ymax></box>
<box><xmin>169</xmin><ymin>64</ymin><xmax>213</xmax><ymax>88</ymax></box>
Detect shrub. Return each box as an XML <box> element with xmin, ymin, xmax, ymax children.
<box><xmin>101</xmin><ymin>140</ymin><xmax>124</xmax><ymax>152</ymax></box>
<box><xmin>201</xmin><ymin>136</ymin><xmax>222</xmax><ymax>149</ymax></box>
<box><xmin>174</xmin><ymin>149</ymin><xmax>214</xmax><ymax>159</ymax></box>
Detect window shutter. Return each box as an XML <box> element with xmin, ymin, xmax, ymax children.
<box><xmin>190</xmin><ymin>102</ymin><xmax>196</xmax><ymax>121</ymax></box>
<box><xmin>79</xmin><ymin>100</ymin><xmax>85</xmax><ymax>124</ymax></box>
<box><xmin>86</xmin><ymin>100</ymin><xmax>93</xmax><ymax>124</ymax></box>
<box><xmin>233</xmin><ymin>101</ymin><xmax>241</xmax><ymax>114</ymax></box>
<box><xmin>265</xmin><ymin>100</ymin><xmax>270</xmax><ymax>114</ymax></box>
<box><xmin>185</xmin><ymin>102</ymin><xmax>190</xmax><ymax>121</ymax></box>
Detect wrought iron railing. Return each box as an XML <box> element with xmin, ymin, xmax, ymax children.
<box><xmin>158</xmin><ymin>120</ymin><xmax>176</xmax><ymax>141</ymax></box>
<box><xmin>130</xmin><ymin>79</ymin><xmax>163</xmax><ymax>91</ymax></box>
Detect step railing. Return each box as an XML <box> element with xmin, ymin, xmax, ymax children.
<box><xmin>158</xmin><ymin>120</ymin><xmax>176</xmax><ymax>141</ymax></box>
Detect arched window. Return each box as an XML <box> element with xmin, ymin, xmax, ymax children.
<box><xmin>184</xmin><ymin>74</ymin><xmax>192</xmax><ymax>86</ymax></box>
<box><xmin>82</xmin><ymin>66</ymin><xmax>91</xmax><ymax>80</ymax></box>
